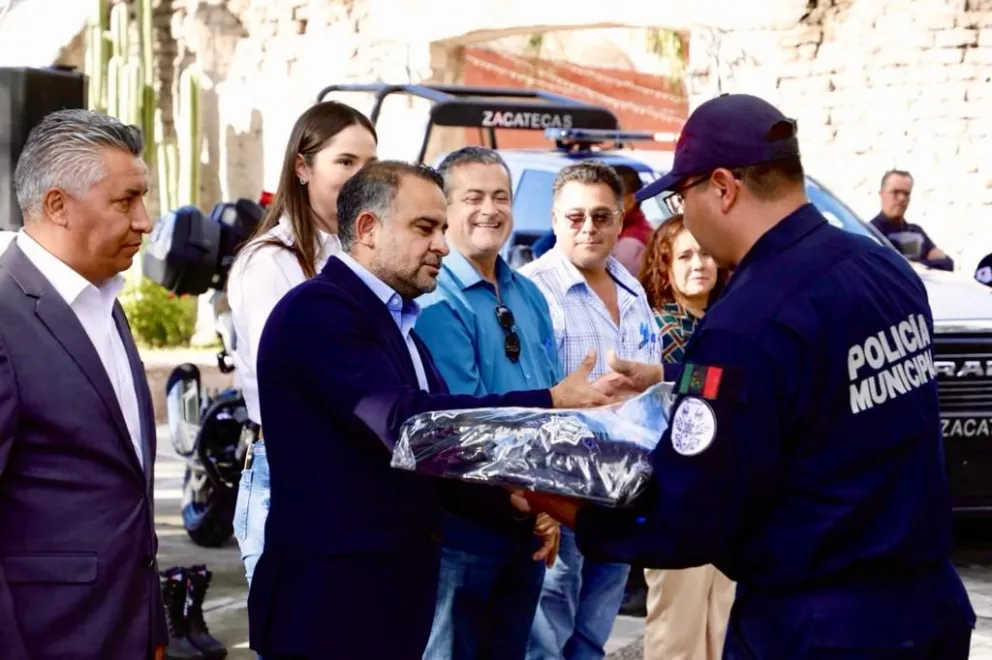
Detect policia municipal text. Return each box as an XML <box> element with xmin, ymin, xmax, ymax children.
<box><xmin>517</xmin><ymin>94</ymin><xmax>976</xmax><ymax>659</ymax></box>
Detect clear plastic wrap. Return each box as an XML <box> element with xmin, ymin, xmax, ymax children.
<box><xmin>391</xmin><ymin>383</ymin><xmax>675</xmax><ymax>507</ymax></box>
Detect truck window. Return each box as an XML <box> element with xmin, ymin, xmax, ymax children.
<box><xmin>637</xmin><ymin>173</ymin><xmax>671</xmax><ymax>228</ymax></box>
<box><xmin>804</xmin><ymin>179</ymin><xmax>881</xmax><ymax>244</ymax></box>
<box><xmin>512</xmin><ymin>169</ymin><xmax>557</xmax><ymax>236</ymax></box>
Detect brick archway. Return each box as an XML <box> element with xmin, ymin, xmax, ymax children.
<box><xmin>456</xmin><ymin>45</ymin><xmax>688</xmax><ymax>151</ymax></box>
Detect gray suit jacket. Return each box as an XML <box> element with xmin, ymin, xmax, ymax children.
<box><xmin>0</xmin><ymin>242</ymin><xmax>168</xmax><ymax>659</ymax></box>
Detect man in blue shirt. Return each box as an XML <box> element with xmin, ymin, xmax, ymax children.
<box><xmin>416</xmin><ymin>147</ymin><xmax>564</xmax><ymax>659</ymax></box>
<box><xmin>870</xmin><ymin>169</ymin><xmax>954</xmax><ymax>271</ymax></box>
<box><xmin>517</xmin><ymin>94</ymin><xmax>976</xmax><ymax>658</ymax></box>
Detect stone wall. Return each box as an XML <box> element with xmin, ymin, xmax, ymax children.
<box><xmin>170</xmin><ymin>0</ymin><xmax>438</xmax><ymax>198</ymax></box>
<box><xmin>689</xmin><ymin>0</ymin><xmax>992</xmax><ymax>273</ymax></box>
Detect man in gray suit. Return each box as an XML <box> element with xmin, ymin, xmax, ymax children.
<box><xmin>0</xmin><ymin>109</ymin><xmax>168</xmax><ymax>659</ymax></box>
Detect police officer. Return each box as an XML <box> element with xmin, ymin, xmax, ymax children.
<box><xmin>515</xmin><ymin>94</ymin><xmax>976</xmax><ymax>658</ymax></box>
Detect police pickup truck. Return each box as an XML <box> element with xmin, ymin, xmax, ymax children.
<box><xmin>318</xmin><ymin>82</ymin><xmax>992</xmax><ymax>516</ymax></box>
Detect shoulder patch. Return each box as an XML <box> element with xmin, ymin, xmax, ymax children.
<box><xmin>670</xmin><ymin>397</ymin><xmax>717</xmax><ymax>456</ymax></box>
<box><xmin>676</xmin><ymin>363</ymin><xmax>726</xmax><ymax>400</ymax></box>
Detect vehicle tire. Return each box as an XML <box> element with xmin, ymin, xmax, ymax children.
<box><xmin>181</xmin><ymin>466</ymin><xmax>235</xmax><ymax>548</ymax></box>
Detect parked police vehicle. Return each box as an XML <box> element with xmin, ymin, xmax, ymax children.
<box><xmin>143</xmin><ymin>198</ymin><xmax>264</xmax><ymax>546</ymax></box>
<box><xmin>318</xmin><ymin>82</ymin><xmax>992</xmax><ymax>517</ymax></box>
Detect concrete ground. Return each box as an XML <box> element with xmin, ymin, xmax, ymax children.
<box><xmin>155</xmin><ymin>431</ymin><xmax>253</xmax><ymax>658</ymax></box>
<box><xmin>154</xmin><ymin>426</ymin><xmax>992</xmax><ymax>659</ymax></box>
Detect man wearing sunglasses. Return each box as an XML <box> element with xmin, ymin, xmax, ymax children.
<box><xmin>516</xmin><ymin>93</ymin><xmax>975</xmax><ymax>659</ymax></box>
<box><xmin>520</xmin><ymin>161</ymin><xmax>662</xmax><ymax>660</ymax></box>
<box><xmin>415</xmin><ymin>147</ymin><xmax>565</xmax><ymax>659</ymax></box>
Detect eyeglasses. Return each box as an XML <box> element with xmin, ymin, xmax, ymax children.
<box><xmin>664</xmin><ymin>169</ymin><xmax>751</xmax><ymax>215</ymax></box>
<box><xmin>662</xmin><ymin>174</ymin><xmax>711</xmax><ymax>215</ymax></box>
<box><xmin>558</xmin><ymin>208</ymin><xmax>622</xmax><ymax>230</ymax></box>
<box><xmin>494</xmin><ymin>304</ymin><xmax>521</xmax><ymax>363</ymax></box>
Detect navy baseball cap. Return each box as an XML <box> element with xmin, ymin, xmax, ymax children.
<box><xmin>636</xmin><ymin>94</ymin><xmax>800</xmax><ymax>202</ymax></box>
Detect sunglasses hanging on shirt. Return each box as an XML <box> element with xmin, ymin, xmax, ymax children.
<box><xmin>494</xmin><ymin>300</ymin><xmax>521</xmax><ymax>363</ymax></box>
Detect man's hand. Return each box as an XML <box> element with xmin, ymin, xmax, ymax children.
<box><xmin>511</xmin><ymin>489</ymin><xmax>584</xmax><ymax>529</ymax></box>
<box><xmin>532</xmin><ymin>513</ymin><xmax>561</xmax><ymax>567</ymax></box>
<box><xmin>591</xmin><ymin>349</ymin><xmax>664</xmax><ymax>399</ymax></box>
<box><xmin>154</xmin><ymin>645</ymin><xmax>165</xmax><ymax>660</ymax></box>
<box><xmin>549</xmin><ymin>349</ymin><xmax>612</xmax><ymax>409</ymax></box>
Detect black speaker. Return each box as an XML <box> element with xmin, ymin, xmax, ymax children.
<box><xmin>0</xmin><ymin>66</ymin><xmax>87</xmax><ymax>230</ymax></box>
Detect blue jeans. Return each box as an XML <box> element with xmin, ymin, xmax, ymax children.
<box><xmin>233</xmin><ymin>439</ymin><xmax>270</xmax><ymax>586</ymax></box>
<box><xmin>424</xmin><ymin>513</ymin><xmax>546</xmax><ymax>660</ymax></box>
<box><xmin>528</xmin><ymin>528</ymin><xmax>629</xmax><ymax>660</ymax></box>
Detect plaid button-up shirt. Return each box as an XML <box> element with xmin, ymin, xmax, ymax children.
<box><xmin>520</xmin><ymin>248</ymin><xmax>662</xmax><ymax>380</ymax></box>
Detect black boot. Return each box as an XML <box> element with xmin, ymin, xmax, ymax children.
<box><xmin>185</xmin><ymin>564</ymin><xmax>228</xmax><ymax>659</ymax></box>
<box><xmin>160</xmin><ymin>567</ymin><xmax>205</xmax><ymax>659</ymax></box>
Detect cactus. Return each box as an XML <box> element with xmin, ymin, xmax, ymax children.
<box><xmin>86</xmin><ymin>0</ymin><xmax>200</xmax><ymax>213</ymax></box>
<box><xmin>110</xmin><ymin>2</ymin><xmax>127</xmax><ymax>58</ymax></box>
<box><xmin>175</xmin><ymin>66</ymin><xmax>201</xmax><ymax>208</ymax></box>
<box><xmin>134</xmin><ymin>0</ymin><xmax>154</xmax><ymax>165</ymax></box>
<box><xmin>85</xmin><ymin>0</ymin><xmax>109</xmax><ymax>113</ymax></box>
<box><xmin>154</xmin><ymin>109</ymin><xmax>173</xmax><ymax>212</ymax></box>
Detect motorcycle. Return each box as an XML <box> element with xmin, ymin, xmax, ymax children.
<box><xmin>145</xmin><ymin>196</ymin><xmax>267</xmax><ymax>547</ymax></box>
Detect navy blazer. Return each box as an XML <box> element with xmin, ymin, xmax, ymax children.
<box><xmin>248</xmin><ymin>256</ymin><xmax>552</xmax><ymax>655</ymax></box>
<box><xmin>254</xmin><ymin>255</ymin><xmax>551</xmax><ymax>554</ymax></box>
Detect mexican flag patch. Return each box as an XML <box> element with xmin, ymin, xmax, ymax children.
<box><xmin>676</xmin><ymin>364</ymin><xmax>724</xmax><ymax>400</ymax></box>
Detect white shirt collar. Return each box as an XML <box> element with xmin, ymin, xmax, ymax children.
<box><xmin>547</xmin><ymin>246</ymin><xmax>640</xmax><ymax>298</ymax></box>
<box><xmin>16</xmin><ymin>229</ymin><xmax>125</xmax><ymax>310</ymax></box>
<box><xmin>276</xmin><ymin>215</ymin><xmax>338</xmax><ymax>255</ymax></box>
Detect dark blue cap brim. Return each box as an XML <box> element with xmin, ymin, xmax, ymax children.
<box><xmin>635</xmin><ymin>171</ymin><xmax>681</xmax><ymax>202</ymax></box>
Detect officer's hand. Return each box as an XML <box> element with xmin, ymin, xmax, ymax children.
<box><xmin>532</xmin><ymin>513</ymin><xmax>561</xmax><ymax>567</ymax></box>
<box><xmin>550</xmin><ymin>349</ymin><xmax>612</xmax><ymax>409</ymax></box>
<box><xmin>511</xmin><ymin>489</ymin><xmax>583</xmax><ymax>529</ymax></box>
<box><xmin>154</xmin><ymin>645</ymin><xmax>165</xmax><ymax>660</ymax></box>
<box><xmin>592</xmin><ymin>350</ymin><xmax>664</xmax><ymax>398</ymax></box>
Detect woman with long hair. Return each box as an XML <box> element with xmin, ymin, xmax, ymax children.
<box><xmin>227</xmin><ymin>101</ymin><xmax>378</xmax><ymax>601</ymax></box>
<box><xmin>638</xmin><ymin>214</ymin><xmax>734</xmax><ymax>660</ymax></box>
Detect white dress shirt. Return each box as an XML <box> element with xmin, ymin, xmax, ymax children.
<box><xmin>227</xmin><ymin>216</ymin><xmax>341</xmax><ymax>424</ymax></box>
<box><xmin>335</xmin><ymin>252</ymin><xmax>430</xmax><ymax>392</ymax></box>
<box><xmin>520</xmin><ymin>247</ymin><xmax>662</xmax><ymax>380</ymax></box>
<box><xmin>16</xmin><ymin>230</ymin><xmax>144</xmax><ymax>468</ymax></box>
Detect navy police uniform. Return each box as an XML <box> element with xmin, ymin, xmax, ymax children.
<box><xmin>574</xmin><ymin>94</ymin><xmax>976</xmax><ymax>658</ymax></box>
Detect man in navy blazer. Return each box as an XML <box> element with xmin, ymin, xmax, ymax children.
<box><xmin>248</xmin><ymin>160</ymin><xmax>608</xmax><ymax>659</ymax></box>
<box><xmin>0</xmin><ymin>110</ymin><xmax>167</xmax><ymax>659</ymax></box>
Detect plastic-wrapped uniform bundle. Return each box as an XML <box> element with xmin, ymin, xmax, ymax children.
<box><xmin>391</xmin><ymin>383</ymin><xmax>675</xmax><ymax>507</ymax></box>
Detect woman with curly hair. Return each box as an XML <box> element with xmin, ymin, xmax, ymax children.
<box><xmin>637</xmin><ymin>214</ymin><xmax>735</xmax><ymax>660</ymax></box>
<box><xmin>640</xmin><ymin>214</ymin><xmax>728</xmax><ymax>363</ymax></box>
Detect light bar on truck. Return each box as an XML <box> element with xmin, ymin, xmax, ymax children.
<box><xmin>544</xmin><ymin>128</ymin><xmax>680</xmax><ymax>144</ymax></box>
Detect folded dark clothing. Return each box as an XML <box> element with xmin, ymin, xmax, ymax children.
<box><xmin>392</xmin><ymin>384</ymin><xmax>674</xmax><ymax>507</ymax></box>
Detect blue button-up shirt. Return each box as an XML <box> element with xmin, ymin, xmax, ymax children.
<box><xmin>416</xmin><ymin>248</ymin><xmax>562</xmax><ymax>396</ymax></box>
<box><xmin>336</xmin><ymin>252</ymin><xmax>429</xmax><ymax>391</ymax></box>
